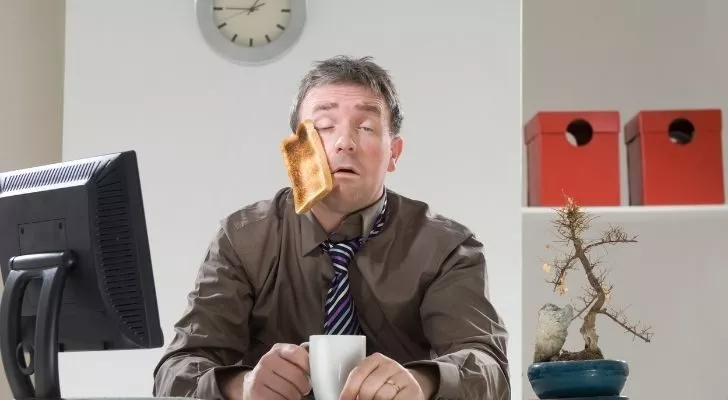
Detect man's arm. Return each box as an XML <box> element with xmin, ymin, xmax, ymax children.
<box><xmin>153</xmin><ymin>227</ymin><xmax>254</xmax><ymax>399</ymax></box>
<box><xmin>404</xmin><ymin>234</ymin><xmax>510</xmax><ymax>400</ymax></box>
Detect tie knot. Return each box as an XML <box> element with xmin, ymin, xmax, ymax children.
<box><xmin>325</xmin><ymin>236</ymin><xmax>361</xmax><ymax>249</ymax></box>
<box><xmin>322</xmin><ymin>238</ymin><xmax>361</xmax><ymax>275</ymax></box>
<box><xmin>319</xmin><ymin>195</ymin><xmax>387</xmax><ymax>271</ymax></box>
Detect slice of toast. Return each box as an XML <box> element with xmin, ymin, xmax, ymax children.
<box><xmin>281</xmin><ymin>120</ymin><xmax>333</xmax><ymax>214</ymax></box>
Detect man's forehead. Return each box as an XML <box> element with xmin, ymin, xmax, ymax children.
<box><xmin>311</xmin><ymin>101</ymin><xmax>382</xmax><ymax>114</ymax></box>
<box><xmin>303</xmin><ymin>84</ymin><xmax>385</xmax><ymax>109</ymax></box>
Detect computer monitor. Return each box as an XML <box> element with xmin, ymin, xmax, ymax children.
<box><xmin>0</xmin><ymin>150</ymin><xmax>164</xmax><ymax>400</ymax></box>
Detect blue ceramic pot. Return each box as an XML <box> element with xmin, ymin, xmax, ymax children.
<box><xmin>527</xmin><ymin>359</ymin><xmax>629</xmax><ymax>399</ymax></box>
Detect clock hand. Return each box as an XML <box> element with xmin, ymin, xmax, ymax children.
<box><xmin>219</xmin><ymin>9</ymin><xmax>250</xmax><ymax>23</ymax></box>
<box><xmin>224</xmin><ymin>4</ymin><xmax>264</xmax><ymax>12</ymax></box>
<box><xmin>247</xmin><ymin>0</ymin><xmax>260</xmax><ymax>14</ymax></box>
<box><xmin>221</xmin><ymin>4</ymin><xmax>265</xmax><ymax>11</ymax></box>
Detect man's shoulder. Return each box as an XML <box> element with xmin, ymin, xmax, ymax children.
<box><xmin>219</xmin><ymin>187</ymin><xmax>293</xmax><ymax>234</ymax></box>
<box><xmin>390</xmin><ymin>190</ymin><xmax>476</xmax><ymax>241</ymax></box>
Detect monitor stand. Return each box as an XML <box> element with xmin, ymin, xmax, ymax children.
<box><xmin>0</xmin><ymin>251</ymin><xmax>76</xmax><ymax>400</ymax></box>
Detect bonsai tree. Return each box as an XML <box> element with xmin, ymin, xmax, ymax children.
<box><xmin>533</xmin><ymin>195</ymin><xmax>653</xmax><ymax>363</ymax></box>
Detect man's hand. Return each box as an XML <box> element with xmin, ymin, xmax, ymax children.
<box><xmin>222</xmin><ymin>343</ymin><xmax>311</xmax><ymax>400</ymax></box>
<box><xmin>339</xmin><ymin>352</ymin><xmax>433</xmax><ymax>400</ymax></box>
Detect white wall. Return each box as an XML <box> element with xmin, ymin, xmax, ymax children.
<box><xmin>0</xmin><ymin>1</ymin><xmax>65</xmax><ymax>398</ymax></box>
<box><xmin>523</xmin><ymin>0</ymin><xmax>728</xmax><ymax>398</ymax></box>
<box><xmin>63</xmin><ymin>1</ymin><xmax>522</xmax><ymax>398</ymax></box>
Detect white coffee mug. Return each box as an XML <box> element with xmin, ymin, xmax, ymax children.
<box><xmin>307</xmin><ymin>335</ymin><xmax>366</xmax><ymax>400</ymax></box>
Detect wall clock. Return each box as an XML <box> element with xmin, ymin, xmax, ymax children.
<box><xmin>195</xmin><ymin>0</ymin><xmax>307</xmax><ymax>65</ymax></box>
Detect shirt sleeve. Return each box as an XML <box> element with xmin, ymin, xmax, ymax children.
<box><xmin>404</xmin><ymin>234</ymin><xmax>511</xmax><ymax>400</ymax></box>
<box><xmin>152</xmin><ymin>227</ymin><xmax>255</xmax><ymax>400</ymax></box>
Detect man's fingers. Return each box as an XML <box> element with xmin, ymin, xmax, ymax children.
<box><xmin>259</xmin><ymin>368</ymin><xmax>302</xmax><ymax>400</ymax></box>
<box><xmin>392</xmin><ymin>385</ymin><xmax>420</xmax><ymax>400</ymax></box>
<box><xmin>373</xmin><ymin>381</ymin><xmax>400</xmax><ymax>400</ymax></box>
<box><xmin>268</xmin><ymin>355</ymin><xmax>312</xmax><ymax>395</ymax></box>
<box><xmin>260</xmin><ymin>344</ymin><xmax>311</xmax><ymax>395</ymax></box>
<box><xmin>339</xmin><ymin>353</ymin><xmax>385</xmax><ymax>400</ymax></box>
<box><xmin>253</xmin><ymin>344</ymin><xmax>312</xmax><ymax>398</ymax></box>
<box><xmin>386</xmin><ymin>370</ymin><xmax>416</xmax><ymax>400</ymax></box>
<box><xmin>276</xmin><ymin>343</ymin><xmax>311</xmax><ymax>375</ymax></box>
<box><xmin>356</xmin><ymin>362</ymin><xmax>399</xmax><ymax>400</ymax></box>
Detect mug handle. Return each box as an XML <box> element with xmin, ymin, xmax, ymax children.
<box><xmin>300</xmin><ymin>341</ymin><xmax>314</xmax><ymax>399</ymax></box>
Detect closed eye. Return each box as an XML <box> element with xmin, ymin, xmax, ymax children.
<box><xmin>359</xmin><ymin>127</ymin><xmax>374</xmax><ymax>132</ymax></box>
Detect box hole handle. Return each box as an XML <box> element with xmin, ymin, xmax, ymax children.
<box><xmin>565</xmin><ymin>119</ymin><xmax>593</xmax><ymax>147</ymax></box>
<box><xmin>668</xmin><ymin>118</ymin><xmax>694</xmax><ymax>145</ymax></box>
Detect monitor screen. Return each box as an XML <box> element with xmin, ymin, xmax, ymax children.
<box><xmin>0</xmin><ymin>150</ymin><xmax>164</xmax><ymax>400</ymax></box>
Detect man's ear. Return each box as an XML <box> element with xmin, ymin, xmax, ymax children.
<box><xmin>387</xmin><ymin>136</ymin><xmax>403</xmax><ymax>172</ymax></box>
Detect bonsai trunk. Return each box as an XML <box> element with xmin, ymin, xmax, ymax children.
<box><xmin>577</xmin><ymin>297</ymin><xmax>605</xmax><ymax>360</ymax></box>
<box><xmin>552</xmin><ymin>301</ymin><xmax>605</xmax><ymax>361</ymax></box>
<box><xmin>581</xmin><ymin>309</ymin><xmax>600</xmax><ymax>351</ymax></box>
<box><xmin>555</xmin><ymin>232</ymin><xmax>606</xmax><ymax>361</ymax></box>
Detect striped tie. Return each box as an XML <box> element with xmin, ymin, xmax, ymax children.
<box><xmin>320</xmin><ymin>197</ymin><xmax>387</xmax><ymax>335</ymax></box>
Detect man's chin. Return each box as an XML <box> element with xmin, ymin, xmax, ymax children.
<box><xmin>330</xmin><ymin>181</ymin><xmax>354</xmax><ymax>194</ymax></box>
<box><xmin>322</xmin><ymin>188</ymin><xmax>367</xmax><ymax>213</ymax></box>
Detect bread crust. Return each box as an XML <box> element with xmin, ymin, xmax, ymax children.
<box><xmin>281</xmin><ymin>120</ymin><xmax>333</xmax><ymax>214</ymax></box>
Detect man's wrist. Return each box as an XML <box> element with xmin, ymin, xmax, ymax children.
<box><xmin>407</xmin><ymin>365</ymin><xmax>440</xmax><ymax>399</ymax></box>
<box><xmin>217</xmin><ymin>367</ymin><xmax>251</xmax><ymax>400</ymax></box>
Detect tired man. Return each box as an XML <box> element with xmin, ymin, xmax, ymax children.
<box><xmin>153</xmin><ymin>55</ymin><xmax>510</xmax><ymax>400</ymax></box>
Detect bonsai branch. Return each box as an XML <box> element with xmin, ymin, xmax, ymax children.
<box><xmin>598</xmin><ymin>307</ymin><xmax>653</xmax><ymax>343</ymax></box>
<box><xmin>544</xmin><ymin>253</ymin><xmax>579</xmax><ymax>295</ymax></box>
<box><xmin>583</xmin><ymin>225</ymin><xmax>639</xmax><ymax>253</ymax></box>
<box><xmin>571</xmin><ymin>290</ymin><xmax>597</xmax><ymax>322</ymax></box>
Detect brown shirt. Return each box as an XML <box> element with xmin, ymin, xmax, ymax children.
<box><xmin>152</xmin><ymin>187</ymin><xmax>510</xmax><ymax>400</ymax></box>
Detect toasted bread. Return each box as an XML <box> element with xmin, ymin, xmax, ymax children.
<box><xmin>281</xmin><ymin>120</ymin><xmax>333</xmax><ymax>214</ymax></box>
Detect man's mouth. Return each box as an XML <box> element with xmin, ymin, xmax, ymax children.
<box><xmin>333</xmin><ymin>167</ymin><xmax>358</xmax><ymax>175</ymax></box>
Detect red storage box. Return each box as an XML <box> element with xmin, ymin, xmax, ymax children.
<box><xmin>624</xmin><ymin>109</ymin><xmax>724</xmax><ymax>205</ymax></box>
<box><xmin>524</xmin><ymin>111</ymin><xmax>621</xmax><ymax>207</ymax></box>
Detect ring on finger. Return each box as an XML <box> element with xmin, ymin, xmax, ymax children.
<box><xmin>385</xmin><ymin>379</ymin><xmax>402</xmax><ymax>393</ymax></box>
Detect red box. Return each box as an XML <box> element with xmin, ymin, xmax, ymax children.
<box><xmin>624</xmin><ymin>109</ymin><xmax>724</xmax><ymax>205</ymax></box>
<box><xmin>524</xmin><ymin>111</ymin><xmax>621</xmax><ymax>207</ymax></box>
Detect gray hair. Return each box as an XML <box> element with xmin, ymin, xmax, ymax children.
<box><xmin>289</xmin><ymin>55</ymin><xmax>404</xmax><ymax>136</ymax></box>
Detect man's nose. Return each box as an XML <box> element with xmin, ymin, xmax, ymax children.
<box><xmin>334</xmin><ymin>132</ymin><xmax>356</xmax><ymax>153</ymax></box>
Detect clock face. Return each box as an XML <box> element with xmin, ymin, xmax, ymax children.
<box><xmin>212</xmin><ymin>0</ymin><xmax>293</xmax><ymax>48</ymax></box>
<box><xmin>195</xmin><ymin>0</ymin><xmax>306</xmax><ymax>65</ymax></box>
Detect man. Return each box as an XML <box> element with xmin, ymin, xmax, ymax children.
<box><xmin>153</xmin><ymin>55</ymin><xmax>510</xmax><ymax>400</ymax></box>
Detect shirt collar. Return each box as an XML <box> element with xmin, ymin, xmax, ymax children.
<box><xmin>299</xmin><ymin>189</ymin><xmax>387</xmax><ymax>255</ymax></box>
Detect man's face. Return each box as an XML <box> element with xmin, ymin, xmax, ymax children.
<box><xmin>298</xmin><ymin>83</ymin><xmax>403</xmax><ymax>214</ymax></box>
